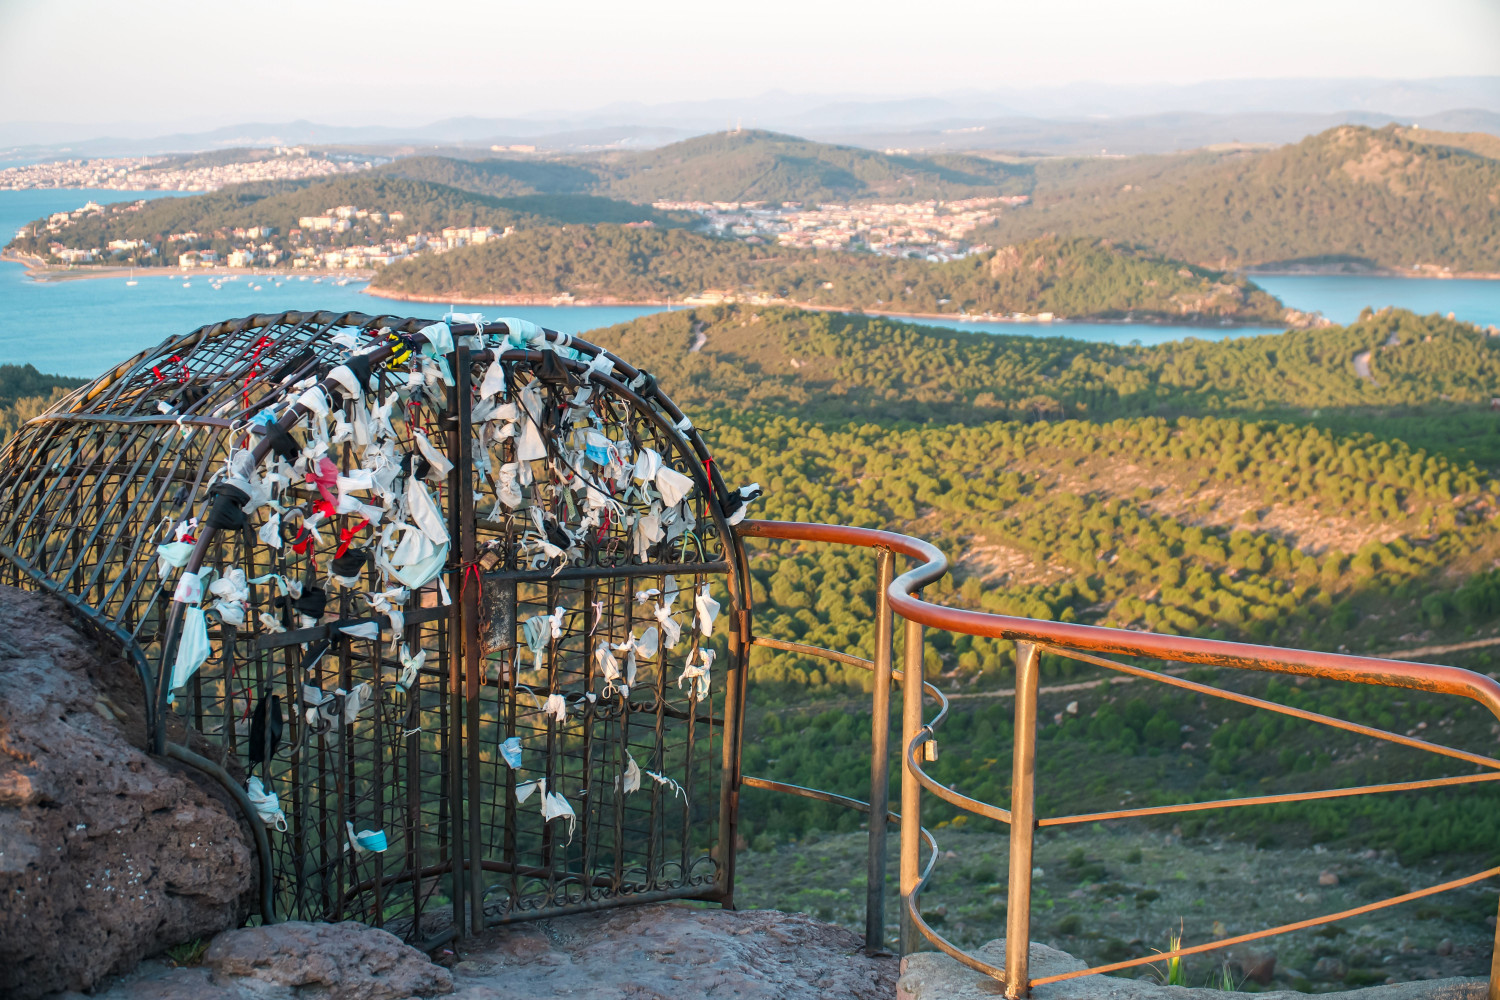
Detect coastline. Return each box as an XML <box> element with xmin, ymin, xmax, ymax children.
<box><xmin>1244</xmin><ymin>265</ymin><xmax>1500</xmax><ymax>281</ymax></box>
<box><xmin>360</xmin><ymin>285</ymin><xmax>1290</xmax><ymax>328</ymax></box>
<box><xmin>1</xmin><ymin>254</ymin><xmax>375</xmax><ymax>283</ymax></box>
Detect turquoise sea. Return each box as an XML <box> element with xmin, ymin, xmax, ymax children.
<box><xmin>3</xmin><ymin>188</ymin><xmax>1499</xmax><ymax>377</ymax></box>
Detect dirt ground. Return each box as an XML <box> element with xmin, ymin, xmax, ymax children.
<box><xmin>735</xmin><ymin>825</ymin><xmax>1498</xmax><ymax>991</ymax></box>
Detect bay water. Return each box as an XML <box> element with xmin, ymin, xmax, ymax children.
<box><xmin>3</xmin><ymin>188</ymin><xmax>1498</xmax><ymax>377</ymax></box>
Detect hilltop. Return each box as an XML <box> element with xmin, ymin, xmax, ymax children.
<box><xmin>381</xmin><ymin>130</ymin><xmax>1033</xmax><ymax>204</ymax></box>
<box><xmin>587</xmin><ymin>130</ymin><xmax>1031</xmax><ymax>202</ymax></box>
<box><xmin>972</xmin><ymin>125</ymin><xmax>1500</xmax><ymax>273</ymax></box>
<box><xmin>369</xmin><ymin>228</ymin><xmax>1287</xmax><ymax>323</ymax></box>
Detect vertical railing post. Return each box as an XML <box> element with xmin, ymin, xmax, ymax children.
<box><xmin>1005</xmin><ymin>641</ymin><xmax>1040</xmax><ymax>999</ymax></box>
<box><xmin>1488</xmin><ymin>891</ymin><xmax>1500</xmax><ymax>1000</ymax></box>
<box><xmin>899</xmin><ymin>614</ymin><xmax>925</xmax><ymax>956</ymax></box>
<box><xmin>865</xmin><ymin>549</ymin><xmax>896</xmax><ymax>953</ymax></box>
<box><xmin>454</xmin><ymin>344</ymin><xmax>485</xmax><ymax>935</ymax></box>
<box><xmin>444</xmin><ymin>355</ymin><xmax>467</xmax><ymax>938</ymax></box>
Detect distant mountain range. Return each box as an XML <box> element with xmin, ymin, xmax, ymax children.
<box><xmin>4</xmin><ymin>77</ymin><xmax>1498</xmax><ymax>161</ymax></box>
<box><xmin>14</xmin><ymin>124</ymin><xmax>1499</xmax><ymax>275</ymax></box>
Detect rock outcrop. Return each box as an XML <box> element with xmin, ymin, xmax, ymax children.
<box><xmin>897</xmin><ymin>938</ymin><xmax>1487</xmax><ymax>1000</ymax></box>
<box><xmin>202</xmin><ymin>921</ymin><xmax>455</xmax><ymax>1000</ymax></box>
<box><xmin>442</xmin><ymin>902</ymin><xmax>896</xmax><ymax>999</ymax></box>
<box><xmin>0</xmin><ymin>588</ymin><xmax>256</xmax><ymax>999</ymax></box>
<box><xmin>66</xmin><ymin>903</ymin><xmax>896</xmax><ymax>1000</ymax></box>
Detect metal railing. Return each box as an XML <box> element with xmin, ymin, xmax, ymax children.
<box><xmin>736</xmin><ymin>519</ymin><xmax>1500</xmax><ymax>1000</ymax></box>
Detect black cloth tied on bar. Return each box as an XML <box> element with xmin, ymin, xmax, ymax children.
<box><xmin>263</xmin><ymin>423</ymin><xmax>302</xmax><ymax>463</ymax></box>
<box><xmin>248</xmin><ymin>693</ymin><xmax>283</xmax><ymax>769</ymax></box>
<box><xmin>344</xmin><ymin>354</ymin><xmax>374</xmax><ymax>394</ymax></box>
<box><xmin>205</xmin><ymin>483</ymin><xmax>251</xmax><ymax>531</ymax></box>
<box><xmin>400</xmin><ymin>452</ymin><xmax>431</xmax><ymax>481</ymax></box>
<box><xmin>293</xmin><ymin>586</ymin><xmax>328</xmax><ymax>620</ymax></box>
<box><xmin>330</xmin><ymin>548</ymin><xmax>367</xmax><ymax>581</ymax></box>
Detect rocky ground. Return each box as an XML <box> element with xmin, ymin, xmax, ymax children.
<box><xmin>53</xmin><ymin>906</ymin><xmax>897</xmax><ymax>1000</ymax></box>
<box><xmin>734</xmin><ymin>826</ymin><xmax>1499</xmax><ymax>991</ymax></box>
<box><xmin>899</xmin><ymin>940</ymin><xmax>1486</xmax><ymax>1000</ymax></box>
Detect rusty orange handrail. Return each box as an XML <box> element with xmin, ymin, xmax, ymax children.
<box><xmin>738</xmin><ymin>519</ymin><xmax>1500</xmax><ymax>719</ymax></box>
<box><xmin>737</xmin><ymin>518</ymin><xmax>1500</xmax><ymax>999</ymax></box>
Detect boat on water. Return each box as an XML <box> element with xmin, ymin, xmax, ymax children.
<box><xmin>125</xmin><ymin>267</ymin><xmax>137</xmax><ymax>287</ymax></box>
<box><xmin>182</xmin><ymin>282</ymin><xmax>191</xmax><ymax>288</ymax></box>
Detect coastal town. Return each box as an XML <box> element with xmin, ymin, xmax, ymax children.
<box><xmin>0</xmin><ymin>149</ymin><xmax>374</xmax><ymax>192</ymax></box>
<box><xmin>13</xmin><ymin>197</ymin><xmax>504</xmax><ymax>271</ymax></box>
<box><xmin>15</xmin><ymin>186</ymin><xmax>1033</xmax><ymax>276</ymax></box>
<box><xmin>651</xmin><ymin>194</ymin><xmax>1029</xmax><ymax>260</ymax></box>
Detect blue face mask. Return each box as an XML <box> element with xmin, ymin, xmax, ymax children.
<box><xmin>500</xmin><ymin>737</ymin><xmax>523</xmax><ymax>769</ymax></box>
<box><xmin>345</xmin><ymin>822</ymin><xmax>388</xmax><ymax>853</ymax></box>
<box><xmin>170</xmin><ymin>606</ymin><xmax>210</xmax><ymax>691</ymax></box>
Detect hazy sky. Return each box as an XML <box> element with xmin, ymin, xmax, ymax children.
<box><xmin>2</xmin><ymin>0</ymin><xmax>1498</xmax><ymax>127</ymax></box>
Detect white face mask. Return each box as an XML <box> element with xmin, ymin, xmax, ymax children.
<box><xmin>678</xmin><ymin>647</ymin><xmax>715</xmax><ymax>701</ymax></box>
<box><xmin>618</xmin><ymin>752</ymin><xmax>642</xmax><ymax>794</ymax></box>
<box><xmin>655</xmin><ymin>464</ymin><xmax>694</xmax><ymax>507</ymax></box>
<box><xmin>388</xmin><ymin>526</ymin><xmax>449</xmax><ymax>590</ymax></box>
<box><xmin>413</xmin><ymin>430</ymin><xmax>454</xmax><ymax>479</ymax></box>
<box><xmin>173</xmin><ymin>570</ymin><xmax>203</xmax><ymax>605</ymax></box>
<box><xmin>246</xmin><ymin>776</ymin><xmax>288</xmax><ymax>832</ymax></box>
<box><xmin>156</xmin><ymin>540</ymin><xmax>193</xmax><ymax>575</ymax></box>
<box><xmin>257</xmin><ymin>512</ymin><xmax>282</xmax><ymax>549</ymax></box>
<box><xmin>406</xmin><ymin>478</ymin><xmax>449</xmax><ymax>546</ymax></box>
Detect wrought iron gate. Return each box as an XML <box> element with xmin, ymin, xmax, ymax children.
<box><xmin>0</xmin><ymin>311</ymin><xmax>752</xmax><ymax>944</ymax></box>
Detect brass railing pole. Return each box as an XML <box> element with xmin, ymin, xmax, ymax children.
<box><xmin>899</xmin><ymin>614</ymin><xmax>925</xmax><ymax>956</ymax></box>
<box><xmin>866</xmin><ymin>549</ymin><xmax>896</xmax><ymax>953</ymax></box>
<box><xmin>1005</xmin><ymin>641</ymin><xmax>1040</xmax><ymax>998</ymax></box>
<box><xmin>1490</xmin><ymin>891</ymin><xmax>1500</xmax><ymax>1000</ymax></box>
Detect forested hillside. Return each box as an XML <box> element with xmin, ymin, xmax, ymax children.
<box><xmin>371</xmin><ymin>228</ymin><xmax>1286</xmax><ymax>322</ymax></box>
<box><xmin>588</xmin><ymin>130</ymin><xmax>1032</xmax><ymax>202</ymax></box>
<box><xmin>6</xmin><ymin>176</ymin><xmax>684</xmax><ymax>265</ymax></box>
<box><xmin>377</xmin><ymin>155</ymin><xmax>600</xmax><ymax>197</ymax></box>
<box><xmin>593</xmin><ymin>303</ymin><xmax>1500</xmax><ymax>868</ymax></box>
<box><xmin>382</xmin><ymin>130</ymin><xmax>1033</xmax><ymax>203</ymax></box>
<box><xmin>972</xmin><ymin>125</ymin><xmax>1500</xmax><ymax>272</ymax></box>
<box><xmin>587</xmin><ymin>304</ymin><xmax>1500</xmax><ymax>442</ymax></box>
<box><xmin>0</xmin><ymin>366</ymin><xmax>84</xmax><ymax>437</ymax></box>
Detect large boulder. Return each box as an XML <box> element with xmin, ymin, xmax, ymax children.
<box><xmin>0</xmin><ymin>587</ymin><xmax>256</xmax><ymax>999</ymax></box>
<box><xmin>202</xmin><ymin>921</ymin><xmax>454</xmax><ymax>999</ymax></box>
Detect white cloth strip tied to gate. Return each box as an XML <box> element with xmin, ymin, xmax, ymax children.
<box><xmin>678</xmin><ymin>647</ymin><xmax>714</xmax><ymax>701</ymax></box>
<box><xmin>694</xmin><ymin>583</ymin><xmax>720</xmax><ymax>638</ymax></box>
<box><xmin>608</xmin><ymin>626</ymin><xmax>659</xmax><ymax>698</ymax></box>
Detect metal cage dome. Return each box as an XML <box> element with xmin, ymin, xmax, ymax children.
<box><xmin>0</xmin><ymin>309</ymin><xmax>757</xmax><ymax>942</ymax></box>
